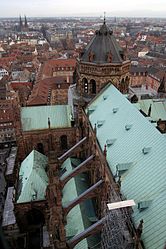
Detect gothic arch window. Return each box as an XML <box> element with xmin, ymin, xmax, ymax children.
<box><xmin>82</xmin><ymin>78</ymin><xmax>88</xmax><ymax>93</ymax></box>
<box><xmin>60</xmin><ymin>135</ymin><xmax>68</xmax><ymax>150</ymax></box>
<box><xmin>90</xmin><ymin>79</ymin><xmax>96</xmax><ymax>94</ymax></box>
<box><xmin>111</xmin><ymin>78</ymin><xmax>117</xmax><ymax>88</ymax></box>
<box><xmin>121</xmin><ymin>78</ymin><xmax>125</xmax><ymax>89</ymax></box>
<box><xmin>123</xmin><ymin>78</ymin><xmax>129</xmax><ymax>92</ymax></box>
<box><xmin>37</xmin><ymin>143</ymin><xmax>44</xmax><ymax>154</ymax></box>
<box><xmin>121</xmin><ymin>78</ymin><xmax>125</xmax><ymax>84</ymax></box>
<box><xmin>119</xmin><ymin>78</ymin><xmax>125</xmax><ymax>92</ymax></box>
<box><xmin>125</xmin><ymin>76</ymin><xmax>130</xmax><ymax>85</ymax></box>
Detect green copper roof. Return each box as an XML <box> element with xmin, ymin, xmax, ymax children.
<box><xmin>21</xmin><ymin>105</ymin><xmax>72</xmax><ymax>131</ymax></box>
<box><xmin>17</xmin><ymin>150</ymin><xmax>48</xmax><ymax>203</ymax></box>
<box><xmin>134</xmin><ymin>99</ymin><xmax>166</xmax><ymax>121</ymax></box>
<box><xmin>61</xmin><ymin>158</ymin><xmax>88</xmax><ymax>249</ymax></box>
<box><xmin>61</xmin><ymin>158</ymin><xmax>100</xmax><ymax>248</ymax></box>
<box><xmin>87</xmin><ymin>84</ymin><xmax>166</xmax><ymax>249</ymax></box>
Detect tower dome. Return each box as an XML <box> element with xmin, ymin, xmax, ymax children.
<box><xmin>80</xmin><ymin>20</ymin><xmax>125</xmax><ymax>64</ymax></box>
<box><xmin>76</xmin><ymin>19</ymin><xmax>131</xmax><ymax>98</ymax></box>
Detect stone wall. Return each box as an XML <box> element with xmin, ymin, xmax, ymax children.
<box><xmin>18</xmin><ymin>127</ymin><xmax>77</xmax><ymax>160</ymax></box>
<box><xmin>77</xmin><ymin>60</ymin><xmax>131</xmax><ymax>96</ymax></box>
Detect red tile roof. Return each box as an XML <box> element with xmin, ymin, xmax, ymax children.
<box><xmin>10</xmin><ymin>82</ymin><xmax>32</xmax><ymax>90</ymax></box>
<box><xmin>27</xmin><ymin>59</ymin><xmax>75</xmax><ymax>106</ymax></box>
<box><xmin>42</xmin><ymin>58</ymin><xmax>76</xmax><ymax>77</ymax></box>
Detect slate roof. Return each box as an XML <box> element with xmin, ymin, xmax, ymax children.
<box><xmin>6</xmin><ymin>147</ymin><xmax>17</xmax><ymax>176</ymax></box>
<box><xmin>17</xmin><ymin>150</ymin><xmax>48</xmax><ymax>203</ymax></box>
<box><xmin>21</xmin><ymin>105</ymin><xmax>72</xmax><ymax>131</ymax></box>
<box><xmin>130</xmin><ymin>65</ymin><xmax>147</xmax><ymax>74</ymax></box>
<box><xmin>80</xmin><ymin>21</ymin><xmax>124</xmax><ymax>64</ymax></box>
<box><xmin>2</xmin><ymin>187</ymin><xmax>16</xmax><ymax>227</ymax></box>
<box><xmin>87</xmin><ymin>84</ymin><xmax>166</xmax><ymax>249</ymax></box>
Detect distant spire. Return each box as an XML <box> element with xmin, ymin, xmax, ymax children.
<box><xmin>24</xmin><ymin>15</ymin><xmax>28</xmax><ymax>28</ymax></box>
<box><xmin>104</xmin><ymin>11</ymin><xmax>106</xmax><ymax>24</ymax></box>
<box><xmin>19</xmin><ymin>15</ymin><xmax>23</xmax><ymax>30</ymax></box>
<box><xmin>19</xmin><ymin>15</ymin><xmax>23</xmax><ymax>32</ymax></box>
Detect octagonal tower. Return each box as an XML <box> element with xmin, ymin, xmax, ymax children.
<box><xmin>76</xmin><ymin>19</ymin><xmax>131</xmax><ymax>97</ymax></box>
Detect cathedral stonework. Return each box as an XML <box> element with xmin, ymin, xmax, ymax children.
<box><xmin>76</xmin><ymin>19</ymin><xmax>131</xmax><ymax>97</ymax></box>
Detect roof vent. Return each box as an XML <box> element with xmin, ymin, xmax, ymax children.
<box><xmin>97</xmin><ymin>120</ymin><xmax>105</xmax><ymax>128</ymax></box>
<box><xmin>106</xmin><ymin>139</ymin><xmax>116</xmax><ymax>146</ymax></box>
<box><xmin>113</xmin><ymin>107</ymin><xmax>119</xmax><ymax>113</ymax></box>
<box><xmin>125</xmin><ymin>124</ymin><xmax>132</xmax><ymax>131</ymax></box>
<box><xmin>88</xmin><ymin>106</ymin><xmax>96</xmax><ymax>115</ymax></box>
<box><xmin>103</xmin><ymin>95</ymin><xmax>108</xmax><ymax>100</ymax></box>
<box><xmin>138</xmin><ymin>200</ymin><xmax>152</xmax><ymax>211</ymax></box>
<box><xmin>142</xmin><ymin>147</ymin><xmax>151</xmax><ymax>154</ymax></box>
<box><xmin>116</xmin><ymin>162</ymin><xmax>133</xmax><ymax>176</ymax></box>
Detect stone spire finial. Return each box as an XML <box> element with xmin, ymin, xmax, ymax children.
<box><xmin>136</xmin><ymin>219</ymin><xmax>144</xmax><ymax>239</ymax></box>
<box><xmin>94</xmin><ymin>123</ymin><xmax>97</xmax><ymax>134</ymax></box>
<box><xmin>48</xmin><ymin>117</ymin><xmax>51</xmax><ymax>129</ymax></box>
<box><xmin>103</xmin><ymin>144</ymin><xmax>107</xmax><ymax>158</ymax></box>
<box><xmin>135</xmin><ymin>219</ymin><xmax>144</xmax><ymax>249</ymax></box>
<box><xmin>24</xmin><ymin>15</ymin><xmax>28</xmax><ymax>28</ymax></box>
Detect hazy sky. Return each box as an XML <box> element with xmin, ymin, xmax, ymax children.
<box><xmin>1</xmin><ymin>0</ymin><xmax>166</xmax><ymax>17</ymax></box>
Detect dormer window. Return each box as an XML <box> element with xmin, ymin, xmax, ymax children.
<box><xmin>113</xmin><ymin>107</ymin><xmax>119</xmax><ymax>113</ymax></box>
<box><xmin>138</xmin><ymin>200</ymin><xmax>152</xmax><ymax>212</ymax></box>
<box><xmin>88</xmin><ymin>51</ymin><xmax>95</xmax><ymax>62</ymax></box>
<box><xmin>97</xmin><ymin>120</ymin><xmax>105</xmax><ymax>127</ymax></box>
<box><xmin>125</xmin><ymin>124</ymin><xmax>132</xmax><ymax>131</ymax></box>
<box><xmin>142</xmin><ymin>147</ymin><xmax>151</xmax><ymax>155</ymax></box>
<box><xmin>106</xmin><ymin>139</ymin><xmax>116</xmax><ymax>146</ymax></box>
<box><xmin>88</xmin><ymin>106</ymin><xmax>96</xmax><ymax>115</ymax></box>
<box><xmin>120</xmin><ymin>52</ymin><xmax>124</xmax><ymax>60</ymax></box>
<box><xmin>103</xmin><ymin>95</ymin><xmax>108</xmax><ymax>100</ymax></box>
<box><xmin>107</xmin><ymin>52</ymin><xmax>112</xmax><ymax>63</ymax></box>
<box><xmin>116</xmin><ymin>162</ymin><xmax>133</xmax><ymax>176</ymax></box>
